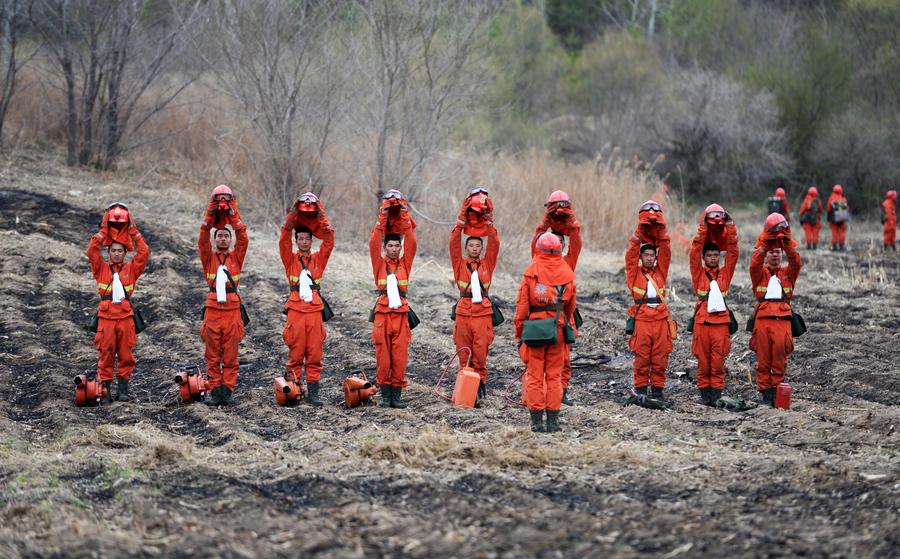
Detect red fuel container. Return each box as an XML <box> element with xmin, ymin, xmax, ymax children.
<box><xmin>775</xmin><ymin>382</ymin><xmax>792</xmax><ymax>410</ymax></box>
<box><xmin>452</xmin><ymin>367</ymin><xmax>481</xmax><ymax>408</ymax></box>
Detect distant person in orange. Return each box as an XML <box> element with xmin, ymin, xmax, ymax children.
<box><xmin>530</xmin><ymin>190</ymin><xmax>582</xmax><ymax>405</ymax></box>
<box><xmin>514</xmin><ymin>232</ymin><xmax>576</xmax><ymax>433</ymax></box>
<box><xmin>826</xmin><ymin>184</ymin><xmax>849</xmax><ymax>251</ymax></box>
<box><xmin>626</xmin><ymin>201</ymin><xmax>673</xmax><ymax>401</ymax></box>
<box><xmin>749</xmin><ymin>213</ymin><xmax>802</xmax><ymax>406</ymax></box>
<box><xmin>279</xmin><ymin>193</ymin><xmax>334</xmax><ymax>406</ymax></box>
<box><xmin>689</xmin><ymin>204</ymin><xmax>738</xmax><ymax>406</ymax></box>
<box><xmin>882</xmin><ymin>190</ymin><xmax>897</xmax><ymax>252</ymax></box>
<box><xmin>199</xmin><ymin>185</ymin><xmax>248</xmax><ymax>406</ymax></box>
<box><xmin>370</xmin><ymin>189</ymin><xmax>417</xmax><ymax>408</ymax></box>
<box><xmin>769</xmin><ymin>187</ymin><xmax>790</xmax><ymax>223</ymax></box>
<box><xmin>87</xmin><ymin>203</ymin><xmax>149</xmax><ymax>402</ymax></box>
<box><xmin>450</xmin><ymin>188</ymin><xmax>499</xmax><ymax>405</ymax></box>
<box><xmin>798</xmin><ymin>186</ymin><xmax>823</xmax><ymax>250</ymax></box>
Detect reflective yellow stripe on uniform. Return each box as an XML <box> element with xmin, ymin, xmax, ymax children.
<box><xmin>632</xmin><ymin>286</ymin><xmax>646</xmax><ymax>295</ymax></box>
<box><xmin>289</xmin><ymin>275</ymin><xmax>321</xmax><ymax>284</ymax></box>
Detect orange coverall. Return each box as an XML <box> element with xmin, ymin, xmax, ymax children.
<box><xmin>514</xmin><ymin>254</ymin><xmax>576</xmax><ymax>412</ymax></box>
<box><xmin>450</xmin><ymin>222</ymin><xmax>499</xmax><ymax>382</ymax></box>
<box><xmin>199</xmin><ymin>216</ymin><xmax>248</xmax><ymax>391</ymax></box>
<box><xmin>87</xmin><ymin>229</ymin><xmax>149</xmax><ymax>382</ymax></box>
<box><xmin>798</xmin><ymin>194</ymin><xmax>823</xmax><ymax>246</ymax></box>
<box><xmin>279</xmin><ymin>212</ymin><xmax>334</xmax><ymax>383</ymax></box>
<box><xmin>689</xmin><ymin>224</ymin><xmax>738</xmax><ymax>391</ymax></box>
<box><xmin>369</xmin><ymin>223</ymin><xmax>417</xmax><ymax>388</ymax></box>
<box><xmin>826</xmin><ymin>193</ymin><xmax>849</xmax><ymax>247</ymax></box>
<box><xmin>749</xmin><ymin>245</ymin><xmax>802</xmax><ymax>391</ymax></box>
<box><xmin>626</xmin><ymin>230</ymin><xmax>673</xmax><ymax>390</ymax></box>
<box><xmin>883</xmin><ymin>198</ymin><xmax>897</xmax><ymax>248</ymax></box>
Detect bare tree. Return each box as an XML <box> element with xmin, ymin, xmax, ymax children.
<box><xmin>29</xmin><ymin>0</ymin><xmax>203</xmax><ymax>168</ymax></box>
<box><xmin>348</xmin><ymin>0</ymin><xmax>498</xmax><ymax>201</ymax></box>
<box><xmin>1</xmin><ymin>0</ymin><xmax>37</xmax><ymax>146</ymax></box>
<box><xmin>200</xmin><ymin>0</ymin><xmax>344</xmax><ymax>213</ymax></box>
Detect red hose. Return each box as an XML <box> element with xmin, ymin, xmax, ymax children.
<box><xmin>433</xmin><ymin>347</ymin><xmax>472</xmax><ymax>402</ymax></box>
<box><xmin>503</xmin><ymin>369</ymin><xmax>527</xmax><ymax>408</ymax></box>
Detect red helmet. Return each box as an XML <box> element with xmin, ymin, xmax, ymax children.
<box><xmin>547</xmin><ymin>190</ymin><xmax>569</xmax><ymax>204</ymax></box>
<box><xmin>535</xmin><ymin>231</ymin><xmax>562</xmax><ymax>254</ymax></box>
<box><xmin>887</xmin><ymin>190</ymin><xmax>897</xmax><ymax>200</ymax></box>
<box><xmin>468</xmin><ymin>192</ymin><xmax>489</xmax><ymax>213</ymax></box>
<box><xmin>832</xmin><ymin>184</ymin><xmax>843</xmax><ymax>195</ymax></box>
<box><xmin>106</xmin><ymin>203</ymin><xmax>129</xmax><ymax>224</ymax></box>
<box><xmin>775</xmin><ymin>187</ymin><xmax>786</xmax><ymax>198</ymax></box>
<box><xmin>639</xmin><ymin>200</ymin><xmax>662</xmax><ymax>213</ymax></box>
<box><xmin>297</xmin><ymin>191</ymin><xmax>319</xmax><ymax>211</ymax></box>
<box><xmin>211</xmin><ymin>184</ymin><xmax>234</xmax><ymax>201</ymax></box>
<box><xmin>808</xmin><ymin>186</ymin><xmax>818</xmax><ymax>197</ymax></box>
<box><xmin>765</xmin><ymin>212</ymin><xmax>789</xmax><ymax>232</ymax></box>
<box><xmin>704</xmin><ymin>203</ymin><xmax>726</xmax><ymax>225</ymax></box>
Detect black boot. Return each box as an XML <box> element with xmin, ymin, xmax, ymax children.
<box><xmin>635</xmin><ymin>386</ymin><xmax>648</xmax><ymax>396</ymax></box>
<box><xmin>101</xmin><ymin>380</ymin><xmax>113</xmax><ymax>404</ymax></box>
<box><xmin>306</xmin><ymin>382</ymin><xmax>323</xmax><ymax>407</ymax></box>
<box><xmin>476</xmin><ymin>380</ymin><xmax>486</xmax><ymax>407</ymax></box>
<box><xmin>380</xmin><ymin>385</ymin><xmax>392</xmax><ymax>407</ymax></box>
<box><xmin>831</xmin><ymin>244</ymin><xmax>836</xmax><ymax>251</ymax></box>
<box><xmin>813</xmin><ymin>243</ymin><xmax>817</xmax><ymax>250</ymax></box>
<box><xmin>205</xmin><ymin>385</ymin><xmax>223</xmax><ymax>406</ymax></box>
<box><xmin>221</xmin><ymin>386</ymin><xmax>237</xmax><ymax>405</ymax></box>
<box><xmin>561</xmin><ymin>388</ymin><xmax>575</xmax><ymax>406</ymax></box>
<box><xmin>529</xmin><ymin>410</ymin><xmax>545</xmax><ymax>432</ymax></box>
<box><xmin>708</xmin><ymin>388</ymin><xmax>722</xmax><ymax>406</ymax></box>
<box><xmin>546</xmin><ymin>410</ymin><xmax>561</xmax><ymax>433</ymax></box>
<box><xmin>390</xmin><ymin>387</ymin><xmax>408</xmax><ymax>409</ymax></box>
<box><xmin>697</xmin><ymin>387</ymin><xmax>711</xmax><ymax>406</ymax></box>
<box><xmin>650</xmin><ymin>386</ymin><xmax>664</xmax><ymax>401</ymax></box>
<box><xmin>116</xmin><ymin>378</ymin><xmax>130</xmax><ymax>402</ymax></box>
<box><xmin>765</xmin><ymin>388</ymin><xmax>777</xmax><ymax>407</ymax></box>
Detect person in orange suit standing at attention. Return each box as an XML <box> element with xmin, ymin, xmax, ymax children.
<box><xmin>450</xmin><ymin>187</ymin><xmax>499</xmax><ymax>405</ymax></box>
<box><xmin>626</xmin><ymin>200</ymin><xmax>673</xmax><ymax>402</ymax></box>
<box><xmin>826</xmin><ymin>184</ymin><xmax>849</xmax><ymax>251</ymax></box>
<box><xmin>370</xmin><ymin>189</ymin><xmax>417</xmax><ymax>409</ymax></box>
<box><xmin>199</xmin><ymin>185</ymin><xmax>248</xmax><ymax>406</ymax></box>
<box><xmin>515</xmin><ymin>232</ymin><xmax>577</xmax><ymax>433</ymax></box>
<box><xmin>689</xmin><ymin>204</ymin><xmax>738</xmax><ymax>406</ymax></box>
<box><xmin>530</xmin><ymin>190</ymin><xmax>582</xmax><ymax>406</ymax></box>
<box><xmin>882</xmin><ymin>190</ymin><xmax>897</xmax><ymax>252</ymax></box>
<box><xmin>798</xmin><ymin>186</ymin><xmax>823</xmax><ymax>250</ymax></box>
<box><xmin>279</xmin><ymin>192</ymin><xmax>334</xmax><ymax>406</ymax></box>
<box><xmin>749</xmin><ymin>213</ymin><xmax>802</xmax><ymax>406</ymax></box>
<box><xmin>87</xmin><ymin>202</ymin><xmax>149</xmax><ymax>402</ymax></box>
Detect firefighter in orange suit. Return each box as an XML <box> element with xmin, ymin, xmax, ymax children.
<box><xmin>450</xmin><ymin>188</ymin><xmax>499</xmax><ymax>404</ymax></box>
<box><xmin>772</xmin><ymin>187</ymin><xmax>790</xmax><ymax>223</ymax></box>
<box><xmin>530</xmin><ymin>190</ymin><xmax>582</xmax><ymax>405</ymax></box>
<box><xmin>514</xmin><ymin>232</ymin><xmax>576</xmax><ymax>433</ymax></box>
<box><xmin>826</xmin><ymin>184</ymin><xmax>849</xmax><ymax>251</ymax></box>
<box><xmin>626</xmin><ymin>200</ymin><xmax>673</xmax><ymax>401</ymax></box>
<box><xmin>279</xmin><ymin>192</ymin><xmax>334</xmax><ymax>406</ymax></box>
<box><xmin>689</xmin><ymin>204</ymin><xmax>738</xmax><ymax>406</ymax></box>
<box><xmin>798</xmin><ymin>186</ymin><xmax>823</xmax><ymax>250</ymax></box>
<box><xmin>370</xmin><ymin>189</ymin><xmax>417</xmax><ymax>408</ymax></box>
<box><xmin>749</xmin><ymin>213</ymin><xmax>802</xmax><ymax>406</ymax></box>
<box><xmin>882</xmin><ymin>190</ymin><xmax>897</xmax><ymax>252</ymax></box>
<box><xmin>199</xmin><ymin>185</ymin><xmax>248</xmax><ymax>406</ymax></box>
<box><xmin>87</xmin><ymin>202</ymin><xmax>149</xmax><ymax>402</ymax></box>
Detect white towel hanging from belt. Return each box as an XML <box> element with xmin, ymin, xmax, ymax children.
<box><xmin>707</xmin><ymin>280</ymin><xmax>726</xmax><ymax>313</ymax></box>
<box><xmin>215</xmin><ymin>265</ymin><xmax>229</xmax><ymax>303</ymax></box>
<box><xmin>386</xmin><ymin>273</ymin><xmax>402</xmax><ymax>309</ymax></box>
<box><xmin>470</xmin><ymin>269</ymin><xmax>483</xmax><ymax>303</ymax></box>
<box><xmin>111</xmin><ymin>272</ymin><xmax>126</xmax><ymax>304</ymax></box>
<box><xmin>298</xmin><ymin>269</ymin><xmax>314</xmax><ymax>303</ymax></box>
<box><xmin>764</xmin><ymin>275</ymin><xmax>783</xmax><ymax>300</ymax></box>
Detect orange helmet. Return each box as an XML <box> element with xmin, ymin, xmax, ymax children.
<box><xmin>297</xmin><ymin>192</ymin><xmax>319</xmax><ymax>211</ymax></box>
<box><xmin>808</xmin><ymin>186</ymin><xmax>818</xmax><ymax>197</ymax></box>
<box><xmin>535</xmin><ymin>231</ymin><xmax>562</xmax><ymax>254</ymax></box>
<box><xmin>704</xmin><ymin>203</ymin><xmax>726</xmax><ymax>225</ymax></box>
<box><xmin>765</xmin><ymin>212</ymin><xmax>789</xmax><ymax>233</ymax></box>
<box><xmin>106</xmin><ymin>202</ymin><xmax>129</xmax><ymax>224</ymax></box>
<box><xmin>832</xmin><ymin>184</ymin><xmax>843</xmax><ymax>195</ymax></box>
<box><xmin>775</xmin><ymin>187</ymin><xmax>786</xmax><ymax>198</ymax></box>
<box><xmin>468</xmin><ymin>192</ymin><xmax>489</xmax><ymax>213</ymax></box>
<box><xmin>545</xmin><ymin>190</ymin><xmax>570</xmax><ymax>210</ymax></box>
<box><xmin>211</xmin><ymin>184</ymin><xmax>234</xmax><ymax>201</ymax></box>
<box><xmin>887</xmin><ymin>190</ymin><xmax>897</xmax><ymax>200</ymax></box>
<box><xmin>639</xmin><ymin>200</ymin><xmax>662</xmax><ymax>213</ymax></box>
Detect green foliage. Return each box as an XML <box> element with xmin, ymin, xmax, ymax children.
<box><xmin>544</xmin><ymin>0</ymin><xmax>605</xmax><ymax>51</ymax></box>
<box><xmin>661</xmin><ymin>0</ymin><xmax>752</xmax><ymax>71</ymax></box>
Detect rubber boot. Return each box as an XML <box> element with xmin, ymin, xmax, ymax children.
<box><xmin>812</xmin><ymin>243</ymin><xmax>817</xmax><ymax>250</ymax></box>
<box><xmin>708</xmin><ymin>388</ymin><xmax>722</xmax><ymax>407</ymax></box>
<box><xmin>116</xmin><ymin>378</ymin><xmax>130</xmax><ymax>402</ymax></box>
<box><xmin>635</xmin><ymin>386</ymin><xmax>648</xmax><ymax>396</ymax></box>
<box><xmin>390</xmin><ymin>387</ymin><xmax>408</xmax><ymax>409</ymax></box>
<box><xmin>205</xmin><ymin>385</ymin><xmax>223</xmax><ymax>406</ymax></box>
<box><xmin>101</xmin><ymin>380</ymin><xmax>113</xmax><ymax>404</ymax></box>
<box><xmin>306</xmin><ymin>382</ymin><xmax>323</xmax><ymax>407</ymax></box>
<box><xmin>545</xmin><ymin>410</ymin><xmax>561</xmax><ymax>433</ymax></box>
<box><xmin>697</xmin><ymin>387</ymin><xmax>711</xmax><ymax>406</ymax></box>
<box><xmin>475</xmin><ymin>381</ymin><xmax>486</xmax><ymax>407</ymax></box>
<box><xmin>765</xmin><ymin>388</ymin><xmax>777</xmax><ymax>407</ymax></box>
<box><xmin>561</xmin><ymin>388</ymin><xmax>575</xmax><ymax>406</ymax></box>
<box><xmin>380</xmin><ymin>385</ymin><xmax>392</xmax><ymax>407</ymax></box>
<box><xmin>831</xmin><ymin>244</ymin><xmax>836</xmax><ymax>251</ymax></box>
<box><xmin>529</xmin><ymin>410</ymin><xmax>545</xmax><ymax>432</ymax></box>
<box><xmin>650</xmin><ymin>386</ymin><xmax>664</xmax><ymax>401</ymax></box>
<box><xmin>221</xmin><ymin>386</ymin><xmax>237</xmax><ymax>406</ymax></box>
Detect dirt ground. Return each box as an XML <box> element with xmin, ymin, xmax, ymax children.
<box><xmin>1</xmin><ymin>151</ymin><xmax>898</xmax><ymax>558</ymax></box>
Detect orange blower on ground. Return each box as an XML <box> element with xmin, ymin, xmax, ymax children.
<box><xmin>798</xmin><ymin>186</ymin><xmax>823</xmax><ymax>250</ymax></box>
<box><xmin>343</xmin><ymin>371</ymin><xmax>378</xmax><ymax>408</ymax></box>
<box><xmin>882</xmin><ymin>190</ymin><xmax>897</xmax><ymax>252</ymax></box>
<box><xmin>74</xmin><ymin>373</ymin><xmax>109</xmax><ymax>407</ymax></box>
<box><xmin>174</xmin><ymin>365</ymin><xmax>210</xmax><ymax>404</ymax></box>
<box><xmin>826</xmin><ymin>184</ymin><xmax>849</xmax><ymax>251</ymax></box>
<box><xmin>274</xmin><ymin>371</ymin><xmax>305</xmax><ymax>406</ymax></box>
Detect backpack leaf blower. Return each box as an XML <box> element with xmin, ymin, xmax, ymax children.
<box><xmin>74</xmin><ymin>373</ymin><xmax>107</xmax><ymax>407</ymax></box>
<box><xmin>275</xmin><ymin>371</ymin><xmax>305</xmax><ymax>406</ymax></box>
<box><xmin>343</xmin><ymin>371</ymin><xmax>377</xmax><ymax>408</ymax></box>
<box><xmin>174</xmin><ymin>365</ymin><xmax>210</xmax><ymax>403</ymax></box>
